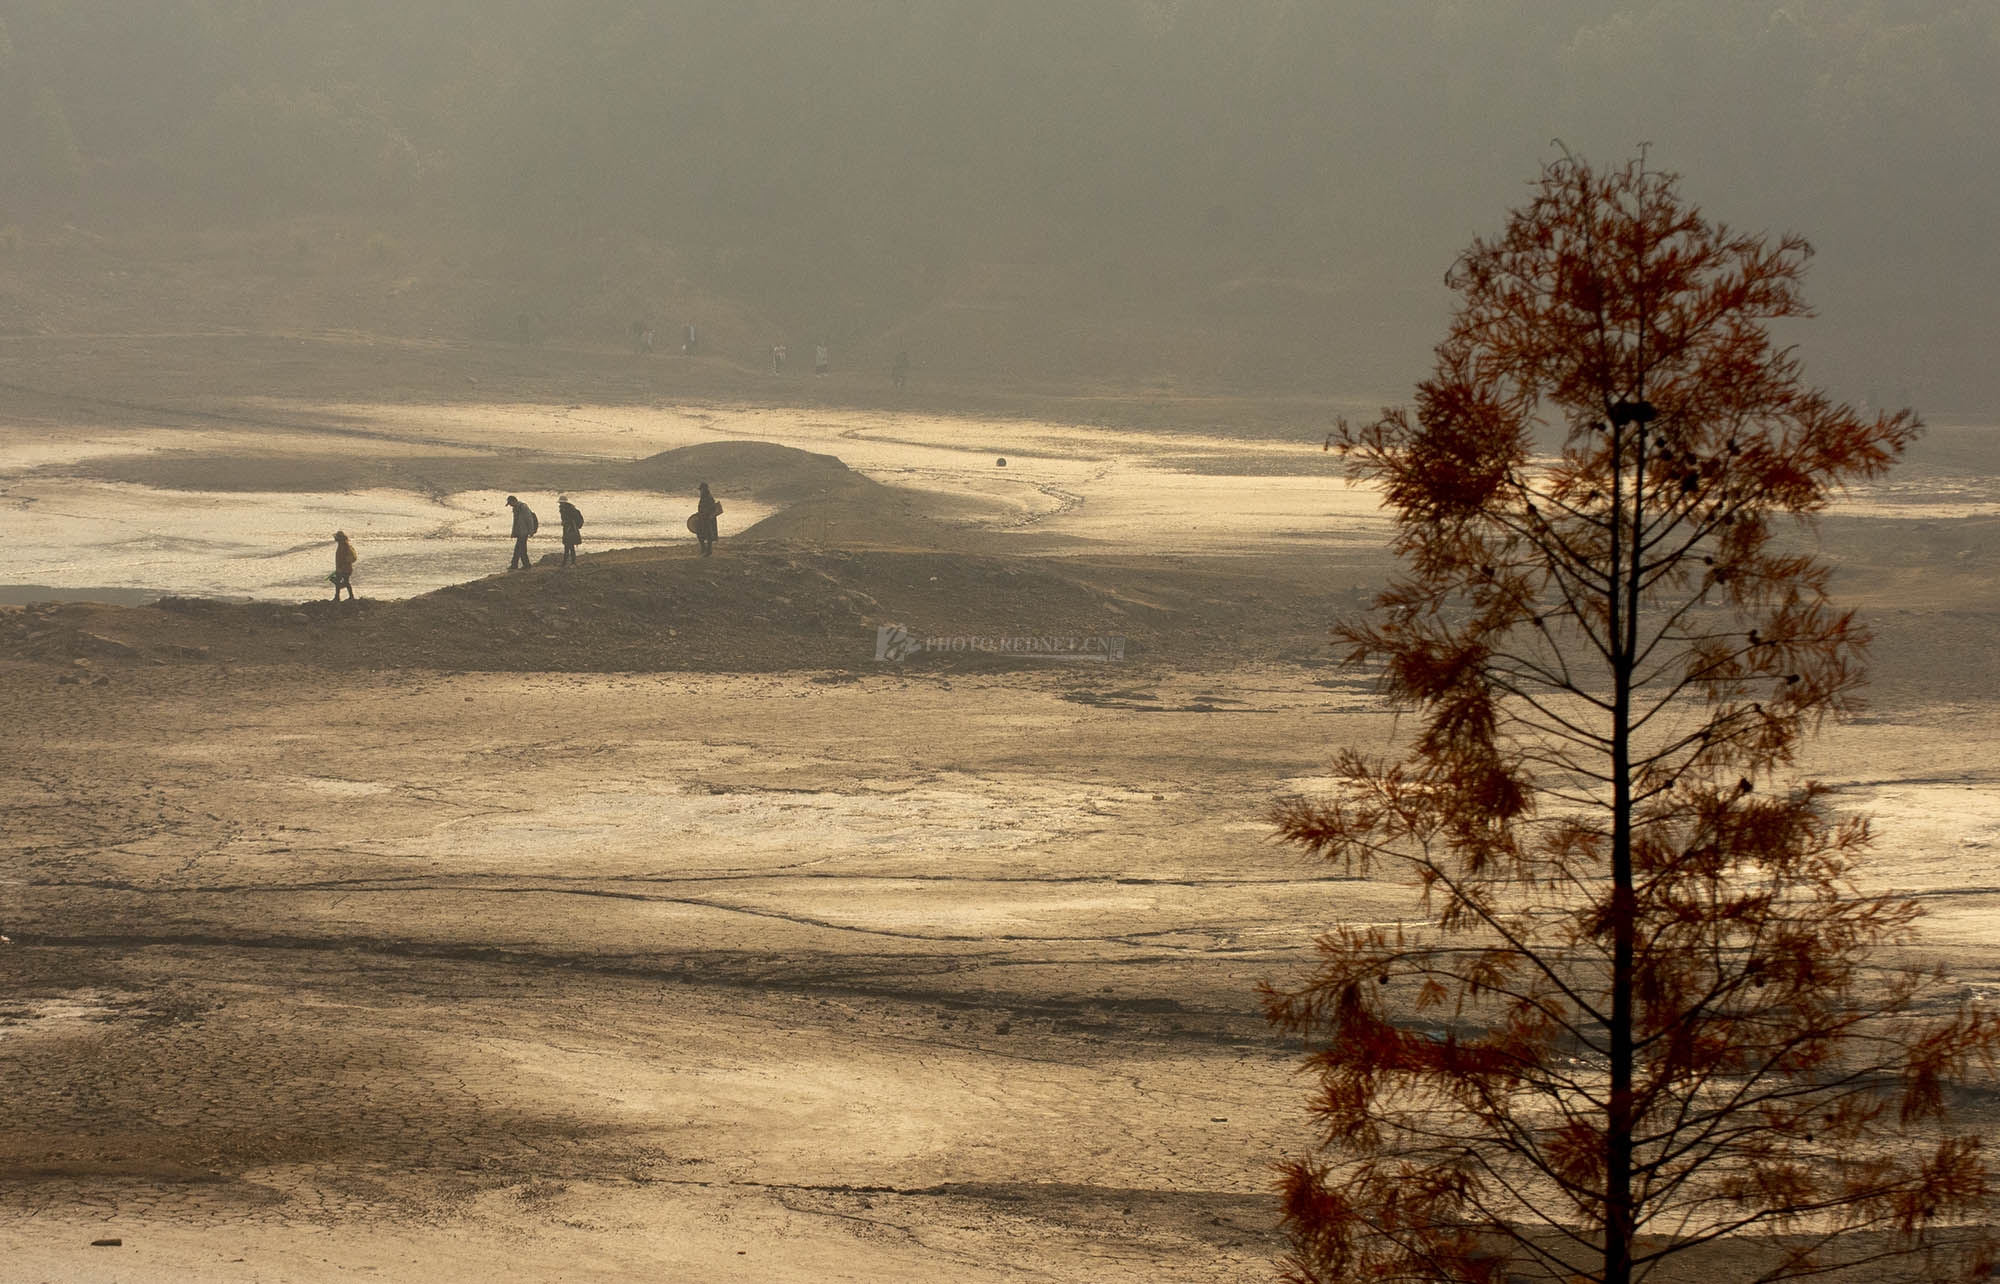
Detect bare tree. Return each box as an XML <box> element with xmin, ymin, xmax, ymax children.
<box><xmin>1263</xmin><ymin>156</ymin><xmax>1998</xmax><ymax>1284</ymax></box>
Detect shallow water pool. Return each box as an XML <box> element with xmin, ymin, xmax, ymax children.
<box><xmin>0</xmin><ymin>480</ymin><xmax>771</xmax><ymax>601</ymax></box>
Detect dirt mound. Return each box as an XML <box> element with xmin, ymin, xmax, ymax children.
<box><xmin>627</xmin><ymin>442</ymin><xmax>978</xmax><ymax>551</ymax></box>
<box><xmin>0</xmin><ymin>542</ymin><xmax>1344</xmax><ymax>675</ymax></box>
<box><xmin>627</xmin><ymin>441</ymin><xmax>851</xmax><ymax>502</ymax></box>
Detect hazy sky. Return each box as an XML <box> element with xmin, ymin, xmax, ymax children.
<box><xmin>2</xmin><ymin>2</ymin><xmax>1994</xmax><ymax>412</ymax></box>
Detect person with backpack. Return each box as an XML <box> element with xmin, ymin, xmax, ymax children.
<box><xmin>505</xmin><ymin>494</ymin><xmax>539</xmax><ymax>570</ymax></box>
<box><xmin>558</xmin><ymin>495</ymin><xmax>584</xmax><ymax>567</ymax></box>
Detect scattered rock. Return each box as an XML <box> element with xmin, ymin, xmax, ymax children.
<box><xmin>91</xmin><ymin>1238</ymin><xmax>121</xmax><ymax>1247</ymax></box>
<box><xmin>75</xmin><ymin>631</ymin><xmax>137</xmax><ymax>658</ymax></box>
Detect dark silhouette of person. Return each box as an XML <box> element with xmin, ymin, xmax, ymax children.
<box><xmin>331</xmin><ymin>531</ymin><xmax>357</xmax><ymax>601</ymax></box>
<box><xmin>506</xmin><ymin>495</ymin><xmax>538</xmax><ymax>570</ymax></box>
<box><xmin>558</xmin><ymin>495</ymin><xmax>584</xmax><ymax>567</ymax></box>
<box><xmin>694</xmin><ymin>482</ymin><xmax>723</xmax><ymax>556</ymax></box>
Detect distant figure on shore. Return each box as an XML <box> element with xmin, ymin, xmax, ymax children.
<box><xmin>683</xmin><ymin>322</ymin><xmax>698</xmax><ymax>355</ymax></box>
<box><xmin>558</xmin><ymin>495</ymin><xmax>584</xmax><ymax>567</ymax></box>
<box><xmin>815</xmin><ymin>342</ymin><xmax>830</xmax><ymax>376</ymax></box>
<box><xmin>693</xmin><ymin>482</ymin><xmax>723</xmax><ymax>557</ymax></box>
<box><xmin>506</xmin><ymin>495</ymin><xmax>539</xmax><ymax>571</ymax></box>
<box><xmin>891</xmin><ymin>350</ymin><xmax>910</xmax><ymax>389</ymax></box>
<box><xmin>772</xmin><ymin>344</ymin><xmax>787</xmax><ymax>375</ymax></box>
<box><xmin>330</xmin><ymin>531</ymin><xmax>357</xmax><ymax>601</ymax></box>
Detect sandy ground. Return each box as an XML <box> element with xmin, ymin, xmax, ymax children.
<box><xmin>3</xmin><ymin>349</ymin><xmax>1998</xmax><ymax>1282</ymax></box>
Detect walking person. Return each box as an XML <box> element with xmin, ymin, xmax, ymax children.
<box><xmin>505</xmin><ymin>494</ymin><xmax>539</xmax><ymax>570</ymax></box>
<box><xmin>693</xmin><ymin>481</ymin><xmax>723</xmax><ymax>557</ymax></box>
<box><xmin>330</xmin><ymin>531</ymin><xmax>358</xmax><ymax>601</ymax></box>
<box><xmin>558</xmin><ymin>494</ymin><xmax>584</xmax><ymax>567</ymax></box>
<box><xmin>814</xmin><ymin>341</ymin><xmax>830</xmax><ymax>376</ymax></box>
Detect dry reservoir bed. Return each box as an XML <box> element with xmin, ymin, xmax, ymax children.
<box><xmin>2</xmin><ymin>656</ymin><xmax>1997</xmax><ymax>1283</ymax></box>
<box><xmin>0</xmin><ymin>662</ymin><xmax>1379</xmax><ymax>1282</ymax></box>
<box><xmin>4</xmin><ymin>394</ymin><xmax>2000</xmax><ymax>1280</ymax></box>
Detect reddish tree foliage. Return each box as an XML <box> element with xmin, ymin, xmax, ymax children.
<box><xmin>1264</xmin><ymin>156</ymin><xmax>1999</xmax><ymax>1284</ymax></box>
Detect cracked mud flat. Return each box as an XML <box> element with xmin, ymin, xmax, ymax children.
<box><xmin>3</xmin><ymin>391</ymin><xmax>2000</xmax><ymax>1281</ymax></box>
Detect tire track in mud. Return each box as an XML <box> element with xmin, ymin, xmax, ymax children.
<box><xmin>816</xmin><ymin>417</ymin><xmax>1113</xmax><ymax>529</ymax></box>
<box><xmin>1012</xmin><ymin>478</ymin><xmax>1090</xmax><ymax>529</ymax></box>
<box><xmin>831</xmin><ymin>420</ymin><xmax>1108</xmax><ymax>464</ymax></box>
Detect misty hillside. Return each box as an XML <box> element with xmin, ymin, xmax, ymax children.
<box><xmin>2</xmin><ymin>2</ymin><xmax>1994</xmax><ymax>411</ymax></box>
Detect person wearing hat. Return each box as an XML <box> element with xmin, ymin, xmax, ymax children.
<box><xmin>505</xmin><ymin>494</ymin><xmax>539</xmax><ymax>570</ymax></box>
<box><xmin>330</xmin><ymin>531</ymin><xmax>358</xmax><ymax>601</ymax></box>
